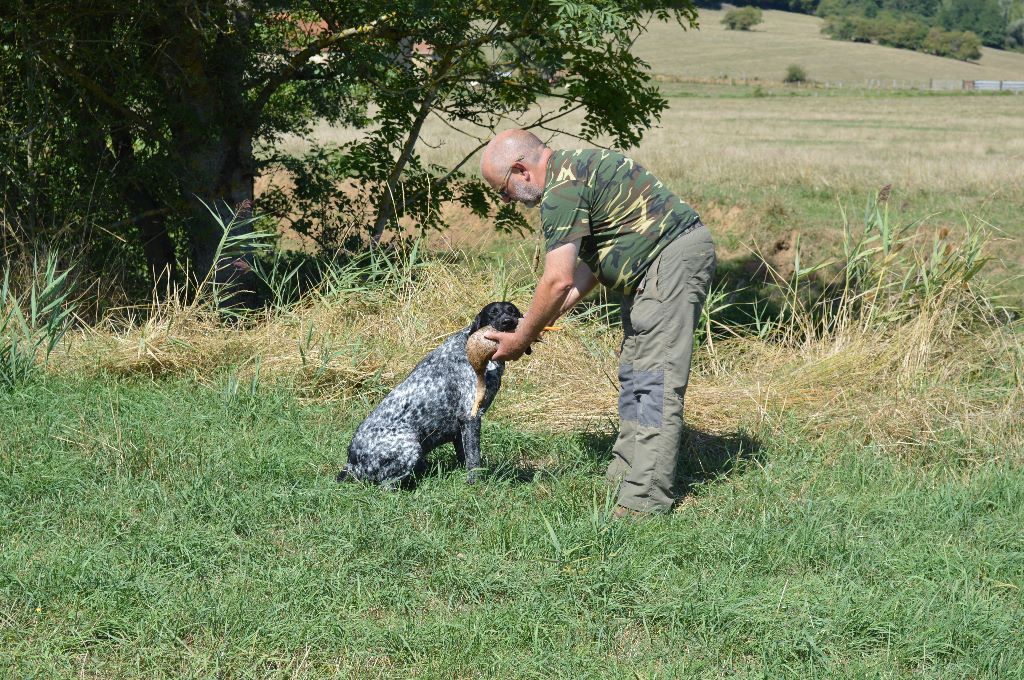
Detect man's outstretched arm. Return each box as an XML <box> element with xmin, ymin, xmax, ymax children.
<box><xmin>487</xmin><ymin>239</ymin><xmax>582</xmax><ymax>361</ymax></box>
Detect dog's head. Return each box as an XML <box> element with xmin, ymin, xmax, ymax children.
<box><xmin>469</xmin><ymin>301</ymin><xmax>523</xmax><ymax>334</ymax></box>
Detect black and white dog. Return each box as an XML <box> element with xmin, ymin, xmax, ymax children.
<box><xmin>339</xmin><ymin>301</ymin><xmax>523</xmax><ymax>487</ymax></box>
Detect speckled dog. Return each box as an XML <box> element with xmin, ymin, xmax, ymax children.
<box><xmin>339</xmin><ymin>302</ymin><xmax>524</xmax><ymax>487</ymax></box>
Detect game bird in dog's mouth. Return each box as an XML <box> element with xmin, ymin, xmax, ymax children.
<box><xmin>339</xmin><ymin>301</ymin><xmax>525</xmax><ymax>487</ymax></box>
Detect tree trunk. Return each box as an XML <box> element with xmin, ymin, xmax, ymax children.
<box><xmin>370</xmin><ymin>50</ymin><xmax>452</xmax><ymax>242</ymax></box>
<box><xmin>182</xmin><ymin>132</ymin><xmax>258</xmax><ymax>308</ymax></box>
<box><xmin>161</xmin><ymin>6</ymin><xmax>259</xmax><ymax>307</ymax></box>
<box><xmin>110</xmin><ymin>127</ymin><xmax>177</xmax><ymax>290</ymax></box>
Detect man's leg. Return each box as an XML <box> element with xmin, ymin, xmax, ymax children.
<box><xmin>606</xmin><ymin>295</ymin><xmax>638</xmax><ymax>485</ymax></box>
<box><xmin>612</xmin><ymin>227</ymin><xmax>716</xmax><ymax>513</ymax></box>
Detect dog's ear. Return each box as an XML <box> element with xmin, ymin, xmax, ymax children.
<box><xmin>469</xmin><ymin>303</ymin><xmax>496</xmax><ymax>334</ymax></box>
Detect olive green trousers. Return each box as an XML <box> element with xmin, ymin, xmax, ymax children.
<box><xmin>606</xmin><ymin>225</ymin><xmax>716</xmax><ymax>513</ymax></box>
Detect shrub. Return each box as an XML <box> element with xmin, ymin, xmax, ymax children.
<box><xmin>923</xmin><ymin>28</ymin><xmax>982</xmax><ymax>61</ymax></box>
<box><xmin>874</xmin><ymin>15</ymin><xmax>929</xmax><ymax>50</ymax></box>
<box><xmin>822</xmin><ymin>13</ymin><xmax>982</xmax><ymax>61</ymax></box>
<box><xmin>722</xmin><ymin>7</ymin><xmax>764</xmax><ymax>31</ymax></box>
<box><xmin>821</xmin><ymin>15</ymin><xmax>878</xmax><ymax>43</ymax></box>
<box><xmin>784</xmin><ymin>64</ymin><xmax>808</xmax><ymax>83</ymax></box>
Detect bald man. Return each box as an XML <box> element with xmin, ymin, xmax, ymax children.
<box><xmin>481</xmin><ymin>129</ymin><xmax>716</xmax><ymax>517</ymax></box>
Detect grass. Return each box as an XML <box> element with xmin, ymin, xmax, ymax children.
<box><xmin>269</xmin><ymin>75</ymin><xmax>1024</xmax><ymax>298</ymax></box>
<box><xmin>2</xmin><ymin>377</ymin><xmax>1022</xmax><ymax>678</ymax></box>
<box><xmin>2</xmin><ymin>196</ymin><xmax>1022</xmax><ymax>676</ymax></box>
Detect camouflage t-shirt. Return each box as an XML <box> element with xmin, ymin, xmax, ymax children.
<box><xmin>540</xmin><ymin>149</ymin><xmax>700</xmax><ymax>295</ymax></box>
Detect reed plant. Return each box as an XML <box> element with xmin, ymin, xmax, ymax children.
<box><xmin>0</xmin><ymin>252</ymin><xmax>78</xmax><ymax>388</ymax></box>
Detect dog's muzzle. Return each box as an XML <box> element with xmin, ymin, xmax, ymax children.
<box><xmin>492</xmin><ymin>314</ymin><xmax>521</xmax><ymax>333</ymax></box>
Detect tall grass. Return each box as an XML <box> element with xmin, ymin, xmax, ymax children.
<box><xmin>32</xmin><ymin>196</ymin><xmax>1017</xmax><ymax>456</ymax></box>
<box><xmin>0</xmin><ymin>252</ymin><xmax>78</xmax><ymax>388</ymax></box>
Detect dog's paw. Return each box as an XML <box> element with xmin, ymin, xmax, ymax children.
<box><xmin>465</xmin><ymin>469</ymin><xmax>482</xmax><ymax>485</ymax></box>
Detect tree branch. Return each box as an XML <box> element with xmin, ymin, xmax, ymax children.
<box><xmin>251</xmin><ymin>13</ymin><xmax>396</xmax><ymax>115</ymax></box>
<box><xmin>36</xmin><ymin>48</ymin><xmax>150</xmax><ymax>130</ymax></box>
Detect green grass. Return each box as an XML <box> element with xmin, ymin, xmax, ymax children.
<box><xmin>3</xmin><ymin>377</ymin><xmax>1022</xmax><ymax>677</ymax></box>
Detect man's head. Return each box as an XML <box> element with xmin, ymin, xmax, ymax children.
<box><xmin>480</xmin><ymin>129</ymin><xmax>551</xmax><ymax>208</ymax></box>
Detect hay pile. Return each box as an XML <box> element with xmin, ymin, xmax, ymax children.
<box><xmin>53</xmin><ymin>242</ymin><xmax>1022</xmax><ymax>454</ymax></box>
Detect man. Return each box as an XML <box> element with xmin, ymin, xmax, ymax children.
<box><xmin>480</xmin><ymin>129</ymin><xmax>716</xmax><ymax>517</ymax></box>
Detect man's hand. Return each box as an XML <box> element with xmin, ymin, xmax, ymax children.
<box><xmin>485</xmin><ymin>328</ymin><xmax>533</xmax><ymax>362</ymax></box>
<box><xmin>483</xmin><ymin>239</ymin><xmax>587</xmax><ymax>362</ymax></box>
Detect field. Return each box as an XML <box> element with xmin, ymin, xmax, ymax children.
<box><xmin>633</xmin><ymin>9</ymin><xmax>1024</xmax><ymax>83</ymax></box>
<box><xmin>4</xmin><ymin>8</ymin><xmax>1024</xmax><ymax>679</ymax></box>
<box><xmin>280</xmin><ymin>56</ymin><xmax>1024</xmax><ymax>296</ymax></box>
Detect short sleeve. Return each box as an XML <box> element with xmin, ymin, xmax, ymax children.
<box><xmin>540</xmin><ymin>179</ymin><xmax>591</xmax><ymax>251</ymax></box>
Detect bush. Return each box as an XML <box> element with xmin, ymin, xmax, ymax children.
<box><xmin>784</xmin><ymin>64</ymin><xmax>808</xmax><ymax>83</ymax></box>
<box><xmin>822</xmin><ymin>13</ymin><xmax>982</xmax><ymax>61</ymax></box>
<box><xmin>722</xmin><ymin>7</ymin><xmax>764</xmax><ymax>31</ymax></box>
<box><xmin>821</xmin><ymin>15</ymin><xmax>879</xmax><ymax>43</ymax></box>
<box><xmin>923</xmin><ymin>27</ymin><xmax>982</xmax><ymax>61</ymax></box>
<box><xmin>874</xmin><ymin>15</ymin><xmax>929</xmax><ymax>50</ymax></box>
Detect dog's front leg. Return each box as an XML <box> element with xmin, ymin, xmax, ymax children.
<box><xmin>459</xmin><ymin>417</ymin><xmax>483</xmax><ymax>484</ymax></box>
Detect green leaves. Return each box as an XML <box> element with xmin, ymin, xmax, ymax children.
<box><xmin>0</xmin><ymin>253</ymin><xmax>78</xmax><ymax>388</ymax></box>
<box><xmin>2</xmin><ymin>0</ymin><xmax>696</xmax><ymax>290</ymax></box>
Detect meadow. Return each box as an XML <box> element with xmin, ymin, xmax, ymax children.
<box><xmin>280</xmin><ymin>81</ymin><xmax>1024</xmax><ymax>297</ymax></box>
<box><xmin>3</xmin><ymin>9</ymin><xmax>1024</xmax><ymax>679</ymax></box>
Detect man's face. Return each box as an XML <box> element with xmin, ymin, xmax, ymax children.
<box><xmin>491</xmin><ymin>156</ymin><xmax>542</xmax><ymax>208</ymax></box>
<box><xmin>502</xmin><ymin>172</ymin><xmax>543</xmax><ymax>208</ymax></box>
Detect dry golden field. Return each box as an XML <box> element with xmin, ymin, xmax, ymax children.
<box><xmin>633</xmin><ymin>9</ymin><xmax>1024</xmax><ymax>83</ymax></box>
<box><xmin>265</xmin><ymin>8</ymin><xmax>1024</xmax><ymax>293</ymax></box>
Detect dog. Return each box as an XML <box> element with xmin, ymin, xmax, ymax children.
<box><xmin>339</xmin><ymin>301</ymin><xmax>524</xmax><ymax>487</ymax></box>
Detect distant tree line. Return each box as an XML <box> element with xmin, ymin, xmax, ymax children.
<box><xmin>697</xmin><ymin>0</ymin><xmax>1024</xmax><ymax>52</ymax></box>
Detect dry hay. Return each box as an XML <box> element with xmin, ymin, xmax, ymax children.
<box><xmin>53</xmin><ymin>245</ymin><xmax>1023</xmax><ymax>455</ymax></box>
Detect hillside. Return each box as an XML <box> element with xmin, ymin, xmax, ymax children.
<box><xmin>633</xmin><ymin>9</ymin><xmax>1024</xmax><ymax>83</ymax></box>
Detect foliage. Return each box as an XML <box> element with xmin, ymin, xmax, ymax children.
<box><xmin>937</xmin><ymin>0</ymin><xmax>1006</xmax><ymax>47</ymax></box>
<box><xmin>721</xmin><ymin>6</ymin><xmax>764</xmax><ymax>30</ymax></box>
<box><xmin>0</xmin><ymin>253</ymin><xmax>77</xmax><ymax>388</ymax></box>
<box><xmin>922</xmin><ymin>26</ymin><xmax>982</xmax><ymax>60</ymax></box>
<box><xmin>736</xmin><ymin>0</ymin><xmax>1016</xmax><ymax>48</ymax></box>
<box><xmin>0</xmin><ymin>0</ymin><xmax>697</xmax><ymax>298</ymax></box>
<box><xmin>1004</xmin><ymin>18</ymin><xmax>1024</xmax><ymax>49</ymax></box>
<box><xmin>822</xmin><ymin>12</ymin><xmax>982</xmax><ymax>59</ymax></box>
<box><xmin>783</xmin><ymin>63</ymin><xmax>809</xmax><ymax>82</ymax></box>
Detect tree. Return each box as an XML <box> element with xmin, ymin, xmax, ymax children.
<box><xmin>722</xmin><ymin>6</ymin><xmax>765</xmax><ymax>30</ymax></box>
<box><xmin>1007</xmin><ymin>18</ymin><xmax>1024</xmax><ymax>49</ymax></box>
<box><xmin>0</xmin><ymin>1</ymin><xmax>696</xmax><ymax>300</ymax></box>
<box><xmin>937</xmin><ymin>0</ymin><xmax>1006</xmax><ymax>46</ymax></box>
<box><xmin>923</xmin><ymin>26</ymin><xmax>983</xmax><ymax>59</ymax></box>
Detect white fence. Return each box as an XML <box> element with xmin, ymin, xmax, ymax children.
<box><xmin>968</xmin><ymin>80</ymin><xmax>1024</xmax><ymax>92</ymax></box>
<box><xmin>819</xmin><ymin>78</ymin><xmax>1024</xmax><ymax>92</ymax></box>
